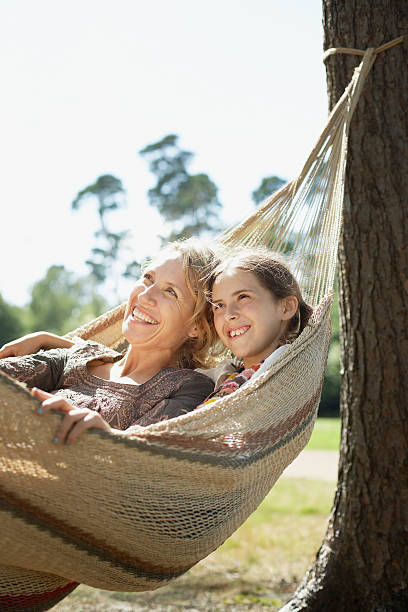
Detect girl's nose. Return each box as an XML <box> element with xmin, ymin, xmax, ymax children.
<box><xmin>224</xmin><ymin>304</ymin><xmax>238</xmax><ymax>320</ymax></box>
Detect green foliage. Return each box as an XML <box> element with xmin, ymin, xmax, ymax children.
<box><xmin>72</xmin><ymin>174</ymin><xmax>140</xmax><ymax>293</ymax></box>
<box><xmin>140</xmin><ymin>134</ymin><xmax>223</xmax><ymax>242</ymax></box>
<box><xmin>123</xmin><ymin>259</ymin><xmax>141</xmax><ymax>280</ymax></box>
<box><xmin>319</xmin><ymin>292</ymin><xmax>340</xmax><ymax>416</ymax></box>
<box><xmin>252</xmin><ymin>175</ymin><xmax>286</xmax><ymax>206</ymax></box>
<box><xmin>0</xmin><ymin>294</ymin><xmax>26</xmax><ymax>346</ymax></box>
<box><xmin>26</xmin><ymin>265</ymin><xmax>108</xmax><ymax>335</ymax></box>
<box><xmin>72</xmin><ymin>174</ymin><xmax>125</xmax><ymax>221</ymax></box>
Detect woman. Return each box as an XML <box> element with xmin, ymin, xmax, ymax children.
<box><xmin>0</xmin><ymin>238</ymin><xmax>219</xmax><ymax>444</ymax></box>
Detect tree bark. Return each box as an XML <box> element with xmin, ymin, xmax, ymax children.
<box><xmin>283</xmin><ymin>2</ymin><xmax>408</xmax><ymax>610</ymax></box>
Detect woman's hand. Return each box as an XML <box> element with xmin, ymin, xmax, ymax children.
<box><xmin>0</xmin><ymin>332</ymin><xmax>74</xmax><ymax>359</ymax></box>
<box><xmin>32</xmin><ymin>388</ymin><xmax>112</xmax><ymax>445</ymax></box>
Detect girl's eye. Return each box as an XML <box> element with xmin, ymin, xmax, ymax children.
<box><xmin>238</xmin><ymin>293</ymin><xmax>250</xmax><ymax>300</ymax></box>
<box><xmin>143</xmin><ymin>273</ymin><xmax>153</xmax><ymax>284</ymax></box>
<box><xmin>212</xmin><ymin>302</ymin><xmax>224</xmax><ymax>311</ymax></box>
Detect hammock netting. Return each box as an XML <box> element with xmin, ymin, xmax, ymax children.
<box><xmin>0</xmin><ymin>47</ymin><xmax>385</xmax><ymax>610</ymax></box>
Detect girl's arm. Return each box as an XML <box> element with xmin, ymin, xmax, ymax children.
<box><xmin>0</xmin><ymin>332</ymin><xmax>74</xmax><ymax>358</ymax></box>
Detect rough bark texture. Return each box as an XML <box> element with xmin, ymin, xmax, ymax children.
<box><xmin>284</xmin><ymin>2</ymin><xmax>408</xmax><ymax>611</ymax></box>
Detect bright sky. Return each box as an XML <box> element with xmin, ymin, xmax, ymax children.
<box><xmin>0</xmin><ymin>0</ymin><xmax>327</xmax><ymax>306</ymax></box>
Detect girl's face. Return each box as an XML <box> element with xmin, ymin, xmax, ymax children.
<box><xmin>122</xmin><ymin>254</ymin><xmax>198</xmax><ymax>360</ymax></box>
<box><xmin>211</xmin><ymin>268</ymin><xmax>297</xmax><ymax>368</ymax></box>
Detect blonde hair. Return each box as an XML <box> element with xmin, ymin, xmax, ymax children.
<box><xmin>210</xmin><ymin>245</ymin><xmax>313</xmax><ymax>346</ymax></box>
<box><xmin>146</xmin><ymin>238</ymin><xmax>220</xmax><ymax>369</ymax></box>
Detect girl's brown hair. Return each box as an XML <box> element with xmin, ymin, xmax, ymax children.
<box><xmin>146</xmin><ymin>238</ymin><xmax>220</xmax><ymax>369</ymax></box>
<box><xmin>211</xmin><ymin>246</ymin><xmax>313</xmax><ymax>345</ymax></box>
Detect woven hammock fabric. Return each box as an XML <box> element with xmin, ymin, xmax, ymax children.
<box><xmin>0</xmin><ymin>49</ymin><xmax>378</xmax><ymax>609</ymax></box>
<box><xmin>0</xmin><ymin>298</ymin><xmax>331</xmax><ymax>596</ymax></box>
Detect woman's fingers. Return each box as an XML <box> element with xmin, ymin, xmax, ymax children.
<box><xmin>31</xmin><ymin>387</ymin><xmax>53</xmax><ymax>401</ymax></box>
<box><xmin>30</xmin><ymin>388</ymin><xmax>111</xmax><ymax>445</ymax></box>
<box><xmin>31</xmin><ymin>387</ymin><xmax>54</xmax><ymax>414</ymax></box>
<box><xmin>31</xmin><ymin>388</ymin><xmax>71</xmax><ymax>415</ymax></box>
<box><xmin>54</xmin><ymin>409</ymin><xmax>111</xmax><ymax>445</ymax></box>
<box><xmin>53</xmin><ymin>408</ymin><xmax>88</xmax><ymax>445</ymax></box>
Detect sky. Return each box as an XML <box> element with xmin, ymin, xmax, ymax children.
<box><xmin>0</xmin><ymin>0</ymin><xmax>328</xmax><ymax>306</ymax></box>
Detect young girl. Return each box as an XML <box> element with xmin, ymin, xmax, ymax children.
<box><xmin>197</xmin><ymin>246</ymin><xmax>313</xmax><ymax>406</ymax></box>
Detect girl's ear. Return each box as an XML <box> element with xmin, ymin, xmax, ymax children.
<box><xmin>281</xmin><ymin>296</ymin><xmax>298</xmax><ymax>320</ymax></box>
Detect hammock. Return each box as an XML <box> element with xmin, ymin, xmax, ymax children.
<box><xmin>0</xmin><ymin>42</ymin><xmax>400</xmax><ymax>610</ymax></box>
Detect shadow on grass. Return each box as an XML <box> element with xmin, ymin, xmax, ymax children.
<box><xmin>60</xmin><ymin>569</ymin><xmax>296</xmax><ymax>611</ymax></box>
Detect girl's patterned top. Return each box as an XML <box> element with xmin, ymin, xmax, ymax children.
<box><xmin>196</xmin><ymin>362</ymin><xmax>262</xmax><ymax>408</ymax></box>
<box><xmin>0</xmin><ymin>340</ymin><xmax>214</xmax><ymax>429</ymax></box>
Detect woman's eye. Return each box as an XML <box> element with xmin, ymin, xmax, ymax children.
<box><xmin>212</xmin><ymin>302</ymin><xmax>223</xmax><ymax>311</ymax></box>
<box><xmin>238</xmin><ymin>293</ymin><xmax>249</xmax><ymax>300</ymax></box>
<box><xmin>166</xmin><ymin>287</ymin><xmax>178</xmax><ymax>298</ymax></box>
<box><xmin>143</xmin><ymin>273</ymin><xmax>153</xmax><ymax>284</ymax></box>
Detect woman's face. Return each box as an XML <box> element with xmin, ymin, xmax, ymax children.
<box><xmin>122</xmin><ymin>254</ymin><xmax>198</xmax><ymax>359</ymax></box>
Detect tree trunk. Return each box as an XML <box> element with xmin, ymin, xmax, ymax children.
<box><xmin>283</xmin><ymin>2</ymin><xmax>408</xmax><ymax>610</ymax></box>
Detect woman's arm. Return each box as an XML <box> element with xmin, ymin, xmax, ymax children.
<box><xmin>0</xmin><ymin>332</ymin><xmax>74</xmax><ymax>358</ymax></box>
<box><xmin>0</xmin><ymin>346</ymin><xmax>70</xmax><ymax>391</ymax></box>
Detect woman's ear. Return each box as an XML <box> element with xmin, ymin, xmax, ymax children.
<box><xmin>281</xmin><ymin>296</ymin><xmax>298</xmax><ymax>320</ymax></box>
<box><xmin>188</xmin><ymin>324</ymin><xmax>199</xmax><ymax>339</ymax></box>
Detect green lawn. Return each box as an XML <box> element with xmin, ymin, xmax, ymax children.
<box><xmin>306</xmin><ymin>417</ymin><xmax>340</xmax><ymax>450</ymax></box>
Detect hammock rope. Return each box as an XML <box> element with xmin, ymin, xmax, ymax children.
<box><xmin>0</xmin><ymin>38</ymin><xmax>403</xmax><ymax>610</ymax></box>
<box><xmin>322</xmin><ymin>35</ymin><xmax>404</xmax><ymax>61</ymax></box>
<box><xmin>221</xmin><ymin>35</ymin><xmax>403</xmax><ymax>307</ymax></box>
<box><xmin>220</xmin><ymin>46</ymin><xmax>372</xmax><ymax>306</ymax></box>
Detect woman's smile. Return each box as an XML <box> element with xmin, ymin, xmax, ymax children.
<box><xmin>131</xmin><ymin>305</ymin><xmax>158</xmax><ymax>325</ymax></box>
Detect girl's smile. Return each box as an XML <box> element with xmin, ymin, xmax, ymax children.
<box><xmin>227</xmin><ymin>325</ymin><xmax>250</xmax><ymax>338</ymax></box>
<box><xmin>211</xmin><ymin>268</ymin><xmax>297</xmax><ymax>368</ymax></box>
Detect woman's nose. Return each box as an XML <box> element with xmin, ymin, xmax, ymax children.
<box><xmin>138</xmin><ymin>284</ymin><xmax>157</xmax><ymax>305</ymax></box>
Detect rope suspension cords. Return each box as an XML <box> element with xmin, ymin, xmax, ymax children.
<box><xmin>0</xmin><ymin>36</ymin><xmax>403</xmax><ymax>611</ymax></box>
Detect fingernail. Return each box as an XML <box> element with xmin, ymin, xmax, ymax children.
<box><xmin>36</xmin><ymin>407</ymin><xmax>43</xmax><ymax>414</ymax></box>
<box><xmin>52</xmin><ymin>437</ymin><xmax>59</xmax><ymax>444</ymax></box>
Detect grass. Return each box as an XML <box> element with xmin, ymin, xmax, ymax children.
<box><xmin>54</xmin><ymin>477</ymin><xmax>336</xmax><ymax>611</ymax></box>
<box><xmin>306</xmin><ymin>417</ymin><xmax>340</xmax><ymax>450</ymax></box>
